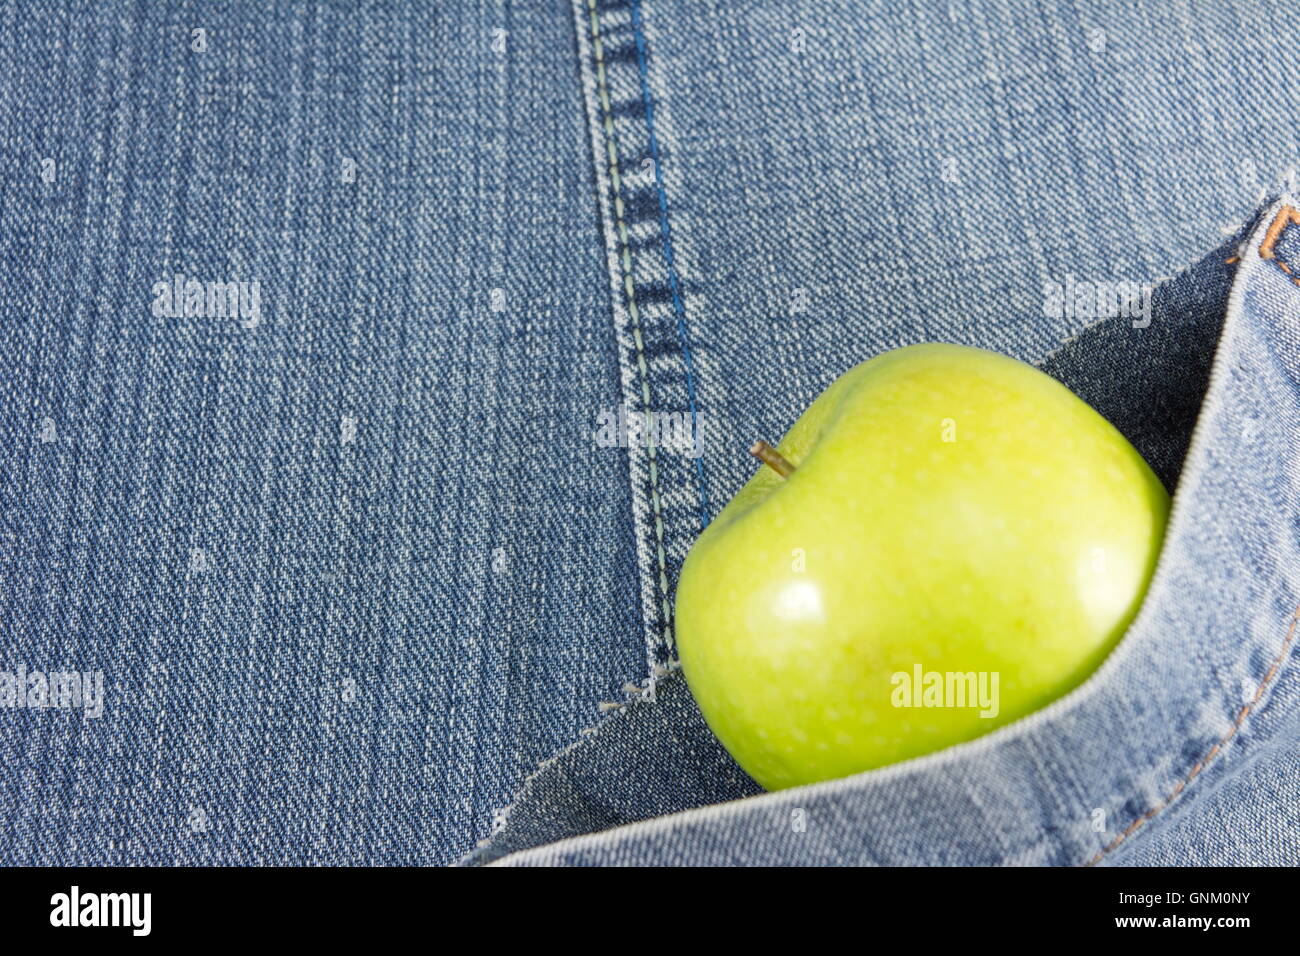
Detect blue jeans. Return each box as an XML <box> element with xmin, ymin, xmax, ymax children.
<box><xmin>3</xmin><ymin>0</ymin><xmax>1298</xmax><ymax>866</ymax></box>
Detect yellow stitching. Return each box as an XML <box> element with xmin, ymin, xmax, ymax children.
<box><xmin>1084</xmin><ymin>601</ymin><xmax>1300</xmax><ymax>865</ymax></box>
<box><xmin>1258</xmin><ymin>205</ymin><xmax>1300</xmax><ymax>260</ymax></box>
<box><xmin>1258</xmin><ymin>204</ymin><xmax>1300</xmax><ymax>286</ymax></box>
<box><xmin>588</xmin><ymin>0</ymin><xmax>674</xmax><ymax>653</ymax></box>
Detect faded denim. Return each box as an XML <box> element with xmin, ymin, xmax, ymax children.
<box><xmin>3</xmin><ymin>0</ymin><xmax>1299</xmax><ymax>867</ymax></box>
<box><xmin>0</xmin><ymin>0</ymin><xmax>643</xmax><ymax>865</ymax></box>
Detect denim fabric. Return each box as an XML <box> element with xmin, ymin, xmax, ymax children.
<box><xmin>592</xmin><ymin>0</ymin><xmax>1300</xmax><ymax>674</ymax></box>
<box><xmin>470</xmin><ymin>201</ymin><xmax>1300</xmax><ymax>864</ymax></box>
<box><xmin>0</xmin><ymin>0</ymin><xmax>645</xmax><ymax>865</ymax></box>
<box><xmin>5</xmin><ymin>0</ymin><xmax>1300</xmax><ymax>868</ymax></box>
<box><xmin>469</xmin><ymin>0</ymin><xmax>1300</xmax><ymax>863</ymax></box>
<box><xmin>1106</xmin><ymin>732</ymin><xmax>1300</xmax><ymax>866</ymax></box>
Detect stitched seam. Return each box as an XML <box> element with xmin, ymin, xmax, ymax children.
<box><xmin>1258</xmin><ymin>204</ymin><xmax>1300</xmax><ymax>285</ymax></box>
<box><xmin>627</xmin><ymin>0</ymin><xmax>708</xmax><ymax>531</ymax></box>
<box><xmin>587</xmin><ymin>0</ymin><xmax>674</xmax><ymax>653</ymax></box>
<box><xmin>1083</xmin><ymin>600</ymin><xmax>1300</xmax><ymax>866</ymax></box>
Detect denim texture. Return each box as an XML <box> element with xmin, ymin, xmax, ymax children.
<box><xmin>0</xmin><ymin>0</ymin><xmax>644</xmax><ymax>865</ymax></box>
<box><xmin>471</xmin><ymin>0</ymin><xmax>1300</xmax><ymax>864</ymax></box>
<box><xmin>5</xmin><ymin>0</ymin><xmax>1300</xmax><ymax>867</ymax></box>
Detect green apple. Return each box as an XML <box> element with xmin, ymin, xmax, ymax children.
<box><xmin>676</xmin><ymin>343</ymin><xmax>1168</xmax><ymax>790</ymax></box>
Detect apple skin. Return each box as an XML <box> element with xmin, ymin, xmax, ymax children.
<box><xmin>676</xmin><ymin>343</ymin><xmax>1169</xmax><ymax>790</ymax></box>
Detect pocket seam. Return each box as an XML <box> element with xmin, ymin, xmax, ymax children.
<box><xmin>584</xmin><ymin>0</ymin><xmax>678</xmax><ymax>666</ymax></box>
<box><xmin>1083</xmin><ymin>601</ymin><xmax>1300</xmax><ymax>865</ymax></box>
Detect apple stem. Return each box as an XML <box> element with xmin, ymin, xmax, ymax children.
<box><xmin>750</xmin><ymin>440</ymin><xmax>796</xmax><ymax>478</ymax></box>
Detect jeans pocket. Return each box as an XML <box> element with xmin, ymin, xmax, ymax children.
<box><xmin>464</xmin><ymin>197</ymin><xmax>1300</xmax><ymax>866</ymax></box>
